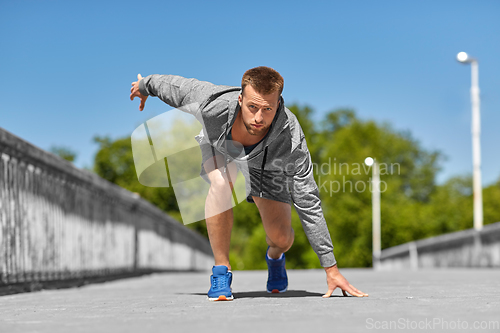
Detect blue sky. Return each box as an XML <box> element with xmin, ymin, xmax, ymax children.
<box><xmin>1</xmin><ymin>0</ymin><xmax>499</xmax><ymax>185</ymax></box>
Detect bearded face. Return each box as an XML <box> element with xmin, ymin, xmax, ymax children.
<box><xmin>238</xmin><ymin>85</ymin><xmax>280</xmax><ymax>136</ymax></box>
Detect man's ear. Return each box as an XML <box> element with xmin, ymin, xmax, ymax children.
<box><xmin>238</xmin><ymin>93</ymin><xmax>242</xmax><ymax>106</ymax></box>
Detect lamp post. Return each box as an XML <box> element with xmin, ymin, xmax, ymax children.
<box><xmin>457</xmin><ymin>51</ymin><xmax>483</xmax><ymax>231</ymax></box>
<box><xmin>365</xmin><ymin>157</ymin><xmax>381</xmax><ymax>269</ymax></box>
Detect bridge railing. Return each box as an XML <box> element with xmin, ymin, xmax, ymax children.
<box><xmin>0</xmin><ymin>127</ymin><xmax>213</xmax><ymax>287</ymax></box>
<box><xmin>379</xmin><ymin>221</ymin><xmax>500</xmax><ymax>270</ymax></box>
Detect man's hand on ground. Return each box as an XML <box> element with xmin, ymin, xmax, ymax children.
<box><xmin>130</xmin><ymin>74</ymin><xmax>148</xmax><ymax>111</ymax></box>
<box><xmin>322</xmin><ymin>264</ymin><xmax>369</xmax><ymax>298</ymax></box>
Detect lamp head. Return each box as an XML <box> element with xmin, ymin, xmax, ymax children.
<box><xmin>364</xmin><ymin>157</ymin><xmax>374</xmax><ymax>166</ymax></box>
<box><xmin>457</xmin><ymin>52</ymin><xmax>469</xmax><ymax>63</ymax></box>
<box><xmin>457</xmin><ymin>52</ymin><xmax>476</xmax><ymax>64</ymax></box>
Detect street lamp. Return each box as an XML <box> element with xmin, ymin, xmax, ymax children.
<box><xmin>456</xmin><ymin>52</ymin><xmax>483</xmax><ymax>231</ymax></box>
<box><xmin>365</xmin><ymin>157</ymin><xmax>381</xmax><ymax>269</ymax></box>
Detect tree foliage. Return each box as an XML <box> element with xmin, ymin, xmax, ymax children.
<box><xmin>92</xmin><ymin>134</ymin><xmax>208</xmax><ymax>237</ymax></box>
<box><xmin>91</xmin><ymin>105</ymin><xmax>500</xmax><ymax>269</ymax></box>
<box><xmin>50</xmin><ymin>145</ymin><xmax>77</xmax><ymax>162</ymax></box>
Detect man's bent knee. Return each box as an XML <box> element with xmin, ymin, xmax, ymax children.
<box><xmin>208</xmin><ymin>174</ymin><xmax>233</xmax><ymax>198</ymax></box>
<box><xmin>204</xmin><ymin>156</ymin><xmax>238</xmax><ymax>193</ymax></box>
<box><xmin>268</xmin><ymin>227</ymin><xmax>294</xmax><ymax>251</ymax></box>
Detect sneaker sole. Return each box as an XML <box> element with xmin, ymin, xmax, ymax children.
<box><xmin>266</xmin><ymin>286</ymin><xmax>288</xmax><ymax>293</ymax></box>
<box><xmin>208</xmin><ymin>295</ymin><xmax>234</xmax><ymax>301</ymax></box>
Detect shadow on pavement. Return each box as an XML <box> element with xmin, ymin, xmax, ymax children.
<box><xmin>185</xmin><ymin>290</ymin><xmax>347</xmax><ymax>298</ymax></box>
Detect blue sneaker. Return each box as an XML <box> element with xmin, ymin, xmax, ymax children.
<box><xmin>266</xmin><ymin>246</ymin><xmax>288</xmax><ymax>293</ymax></box>
<box><xmin>207</xmin><ymin>265</ymin><xmax>234</xmax><ymax>301</ymax></box>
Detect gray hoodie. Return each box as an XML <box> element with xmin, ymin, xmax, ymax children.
<box><xmin>139</xmin><ymin>74</ymin><xmax>336</xmax><ymax>267</ymax></box>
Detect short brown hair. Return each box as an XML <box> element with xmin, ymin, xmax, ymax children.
<box><xmin>241</xmin><ymin>66</ymin><xmax>284</xmax><ymax>96</ymax></box>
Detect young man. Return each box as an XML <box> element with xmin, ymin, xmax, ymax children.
<box><xmin>130</xmin><ymin>67</ymin><xmax>368</xmax><ymax>301</ymax></box>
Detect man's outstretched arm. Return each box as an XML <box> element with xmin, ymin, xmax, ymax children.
<box><xmin>291</xmin><ymin>137</ymin><xmax>368</xmax><ymax>298</ymax></box>
<box><xmin>130</xmin><ymin>73</ymin><xmax>218</xmax><ymax>114</ymax></box>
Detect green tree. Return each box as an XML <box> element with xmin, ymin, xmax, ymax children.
<box><xmin>305</xmin><ymin>108</ymin><xmax>444</xmax><ymax>267</ymax></box>
<box><xmin>90</xmin><ymin>104</ymin><xmax>500</xmax><ymax>269</ymax></box>
<box><xmin>484</xmin><ymin>179</ymin><xmax>500</xmax><ymax>225</ymax></box>
<box><xmin>229</xmin><ymin>106</ymin><xmax>445</xmax><ymax>268</ymax></box>
<box><xmin>91</xmin><ymin>116</ymin><xmax>209</xmax><ymax>238</ymax></box>
<box><xmin>50</xmin><ymin>145</ymin><xmax>77</xmax><ymax>162</ymax></box>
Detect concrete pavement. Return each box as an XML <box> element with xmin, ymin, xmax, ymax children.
<box><xmin>1</xmin><ymin>269</ymin><xmax>499</xmax><ymax>333</ymax></box>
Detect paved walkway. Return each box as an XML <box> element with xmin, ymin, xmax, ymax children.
<box><xmin>1</xmin><ymin>269</ymin><xmax>499</xmax><ymax>333</ymax></box>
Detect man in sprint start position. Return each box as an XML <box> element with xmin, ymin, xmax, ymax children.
<box><xmin>130</xmin><ymin>66</ymin><xmax>368</xmax><ymax>301</ymax></box>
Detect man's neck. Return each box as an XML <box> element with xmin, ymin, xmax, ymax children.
<box><xmin>231</xmin><ymin>112</ymin><xmax>269</xmax><ymax>147</ymax></box>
